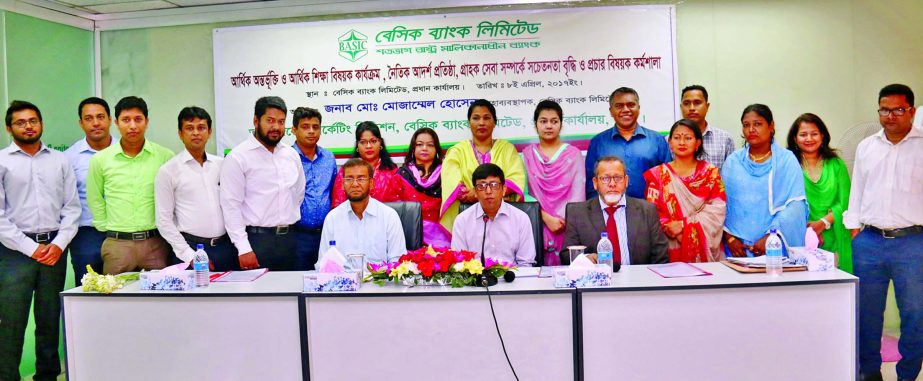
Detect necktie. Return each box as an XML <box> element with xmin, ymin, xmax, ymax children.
<box><xmin>604</xmin><ymin>205</ymin><xmax>623</xmax><ymax>265</ymax></box>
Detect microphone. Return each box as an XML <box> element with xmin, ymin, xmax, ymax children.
<box><xmin>478</xmin><ymin>212</ymin><xmax>498</xmax><ymax>287</ymax></box>
<box><xmin>503</xmin><ymin>270</ymin><xmax>516</xmax><ymax>282</ymax></box>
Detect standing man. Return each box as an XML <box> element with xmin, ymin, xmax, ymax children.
<box><xmin>155</xmin><ymin>107</ymin><xmax>237</xmax><ymax>270</ymax></box>
<box><xmin>679</xmin><ymin>85</ymin><xmax>735</xmax><ymax>168</ymax></box>
<box><xmin>221</xmin><ymin>96</ymin><xmax>305</xmax><ymax>271</ymax></box>
<box><xmin>585</xmin><ymin>87</ymin><xmax>672</xmax><ymax>199</ymax></box>
<box><xmin>0</xmin><ymin>101</ymin><xmax>81</xmax><ymax>381</ymax></box>
<box><xmin>86</xmin><ymin>96</ymin><xmax>174</xmax><ymax>274</ymax></box>
<box><xmin>291</xmin><ymin>107</ymin><xmax>337</xmax><ymax>271</ymax></box>
<box><xmin>64</xmin><ymin>97</ymin><xmax>113</xmax><ymax>284</ymax></box>
<box><xmin>844</xmin><ymin>84</ymin><xmax>923</xmax><ymax>381</ymax></box>
<box><xmin>317</xmin><ymin>158</ymin><xmax>405</xmax><ymax>266</ymax></box>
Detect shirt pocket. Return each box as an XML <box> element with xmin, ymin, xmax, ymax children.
<box><xmin>901</xmin><ymin>156</ymin><xmax>923</xmax><ymax>194</ymax></box>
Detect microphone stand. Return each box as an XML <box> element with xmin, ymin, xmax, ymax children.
<box><xmin>478</xmin><ymin>213</ymin><xmax>498</xmax><ymax>287</ymax></box>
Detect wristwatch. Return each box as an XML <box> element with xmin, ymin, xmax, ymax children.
<box><xmin>820</xmin><ymin>218</ymin><xmax>832</xmax><ymax>230</ymax></box>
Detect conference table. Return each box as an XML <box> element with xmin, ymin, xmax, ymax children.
<box><xmin>60</xmin><ymin>262</ymin><xmax>856</xmax><ymax>381</ymax></box>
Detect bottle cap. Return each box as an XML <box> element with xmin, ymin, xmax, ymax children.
<box><xmin>196</xmin><ymin>244</ymin><xmax>204</xmax><ymax>250</ymax></box>
<box><xmin>769</xmin><ymin>229</ymin><xmax>778</xmax><ymax>234</ymax></box>
<box><xmin>329</xmin><ymin>240</ymin><xmax>336</xmax><ymax>246</ymax></box>
<box><xmin>600</xmin><ymin>232</ymin><xmax>608</xmax><ymax>238</ymax></box>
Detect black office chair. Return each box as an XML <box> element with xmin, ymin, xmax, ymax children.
<box><xmin>384</xmin><ymin>201</ymin><xmax>424</xmax><ymax>251</ymax></box>
<box><xmin>458</xmin><ymin>201</ymin><xmax>544</xmax><ymax>266</ymax></box>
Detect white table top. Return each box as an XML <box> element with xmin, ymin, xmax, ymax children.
<box><xmin>61</xmin><ymin>262</ymin><xmax>856</xmax><ymax>297</ymax></box>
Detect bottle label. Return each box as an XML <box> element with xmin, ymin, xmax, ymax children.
<box><xmin>194</xmin><ymin>261</ymin><xmax>208</xmax><ymax>271</ymax></box>
<box><xmin>598</xmin><ymin>251</ymin><xmax>613</xmax><ymax>262</ymax></box>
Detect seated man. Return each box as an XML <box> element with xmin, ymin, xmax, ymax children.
<box><xmin>317</xmin><ymin>158</ymin><xmax>406</xmax><ymax>266</ymax></box>
<box><xmin>451</xmin><ymin>163</ymin><xmax>536</xmax><ymax>267</ymax></box>
<box><xmin>561</xmin><ymin>156</ymin><xmax>668</xmax><ymax>266</ymax></box>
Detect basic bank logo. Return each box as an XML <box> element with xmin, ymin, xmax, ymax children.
<box><xmin>338</xmin><ymin>29</ymin><xmax>368</xmax><ymax>62</ymax></box>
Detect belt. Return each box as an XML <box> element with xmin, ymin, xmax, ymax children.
<box><xmin>867</xmin><ymin>225</ymin><xmax>923</xmax><ymax>239</ymax></box>
<box><xmin>246</xmin><ymin>225</ymin><xmax>291</xmax><ymax>235</ymax></box>
<box><xmin>106</xmin><ymin>229</ymin><xmax>159</xmax><ymax>241</ymax></box>
<box><xmin>294</xmin><ymin>225</ymin><xmax>323</xmax><ymax>234</ymax></box>
<box><xmin>25</xmin><ymin>231</ymin><xmax>58</xmax><ymax>244</ymax></box>
<box><xmin>181</xmin><ymin>232</ymin><xmax>229</xmax><ymax>247</ymax></box>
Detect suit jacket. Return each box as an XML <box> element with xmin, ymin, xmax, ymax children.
<box><xmin>560</xmin><ymin>197</ymin><xmax>668</xmax><ymax>265</ymax></box>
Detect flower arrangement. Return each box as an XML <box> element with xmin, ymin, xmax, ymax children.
<box><xmin>366</xmin><ymin>246</ymin><xmax>515</xmax><ymax>288</ymax></box>
<box><xmin>81</xmin><ymin>265</ymin><xmax>139</xmax><ymax>294</ymax></box>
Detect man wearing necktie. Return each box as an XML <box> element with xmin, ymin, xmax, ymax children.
<box><xmin>561</xmin><ymin>155</ymin><xmax>668</xmax><ymax>266</ymax></box>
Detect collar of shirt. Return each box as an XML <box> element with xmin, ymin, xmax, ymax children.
<box><xmin>5</xmin><ymin>142</ymin><xmax>50</xmax><ymax>156</ymax></box>
<box><xmin>177</xmin><ymin>149</ymin><xmax>213</xmax><ymax>165</ymax></box>
<box><xmin>114</xmin><ymin>139</ymin><xmax>157</xmax><ymax>158</ymax></box>
<box><xmin>608</xmin><ymin>124</ymin><xmax>649</xmax><ymax>140</ymax></box>
<box><xmin>348</xmin><ymin>198</ymin><xmax>381</xmax><ymax>220</ymax></box>
<box><xmin>293</xmin><ymin>143</ymin><xmax>327</xmax><ymax>162</ymax></box>
<box><xmin>873</xmin><ymin>125</ymin><xmax>923</xmax><ymax>145</ymax></box>
<box><xmin>69</xmin><ymin>138</ymin><xmax>98</xmax><ymax>154</ymax></box>
<box><xmin>473</xmin><ymin>201</ymin><xmax>513</xmax><ymax>219</ymax></box>
<box><xmin>242</xmin><ymin>134</ymin><xmax>278</xmax><ymax>154</ymax></box>
<box><xmin>597</xmin><ymin>194</ymin><xmax>628</xmax><ymax>211</ymax></box>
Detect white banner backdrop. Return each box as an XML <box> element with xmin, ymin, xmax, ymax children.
<box><xmin>213</xmin><ymin>5</ymin><xmax>678</xmax><ymax>156</ymax></box>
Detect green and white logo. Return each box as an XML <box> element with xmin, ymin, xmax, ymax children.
<box><xmin>338</xmin><ymin>30</ymin><xmax>368</xmax><ymax>62</ymax></box>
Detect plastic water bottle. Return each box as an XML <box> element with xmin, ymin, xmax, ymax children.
<box><xmin>193</xmin><ymin>244</ymin><xmax>209</xmax><ymax>288</ymax></box>
<box><xmin>765</xmin><ymin>229</ymin><xmax>784</xmax><ymax>277</ymax></box>
<box><xmin>597</xmin><ymin>232</ymin><xmax>614</xmax><ymax>272</ymax></box>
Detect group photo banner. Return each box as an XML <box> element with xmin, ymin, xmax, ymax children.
<box><xmin>213</xmin><ymin>5</ymin><xmax>678</xmax><ymax>156</ymax></box>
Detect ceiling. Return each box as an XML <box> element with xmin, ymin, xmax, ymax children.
<box><xmin>48</xmin><ymin>0</ymin><xmax>258</xmax><ymax>14</ymax></box>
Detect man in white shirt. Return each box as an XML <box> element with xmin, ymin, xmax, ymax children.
<box><xmin>679</xmin><ymin>85</ymin><xmax>735</xmax><ymax>168</ymax></box>
<box><xmin>220</xmin><ymin>97</ymin><xmax>305</xmax><ymax>271</ymax></box>
<box><xmin>64</xmin><ymin>97</ymin><xmax>113</xmax><ymax>284</ymax></box>
<box><xmin>156</xmin><ymin>107</ymin><xmax>237</xmax><ymax>271</ymax></box>
<box><xmin>0</xmin><ymin>101</ymin><xmax>81</xmax><ymax>381</ymax></box>
<box><xmin>843</xmin><ymin>84</ymin><xmax>923</xmax><ymax>381</ymax></box>
<box><xmin>317</xmin><ymin>158</ymin><xmax>406</xmax><ymax>266</ymax></box>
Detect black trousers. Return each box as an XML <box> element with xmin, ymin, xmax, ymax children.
<box><xmin>0</xmin><ymin>244</ymin><xmax>67</xmax><ymax>381</ymax></box>
<box><xmin>247</xmin><ymin>230</ymin><xmax>296</xmax><ymax>271</ymax></box>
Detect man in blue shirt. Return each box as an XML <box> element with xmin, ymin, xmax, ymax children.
<box><xmin>292</xmin><ymin>107</ymin><xmax>337</xmax><ymax>270</ymax></box>
<box><xmin>585</xmin><ymin>87</ymin><xmax>672</xmax><ymax>199</ymax></box>
<box><xmin>63</xmin><ymin>97</ymin><xmax>113</xmax><ymax>285</ymax></box>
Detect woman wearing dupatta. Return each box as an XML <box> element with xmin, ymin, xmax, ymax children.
<box><xmin>722</xmin><ymin>104</ymin><xmax>808</xmax><ymax>257</ymax></box>
<box><xmin>440</xmin><ymin>99</ymin><xmax>527</xmax><ymax>231</ymax></box>
<box><xmin>523</xmin><ymin>100</ymin><xmax>585</xmax><ymax>266</ymax></box>
<box><xmin>331</xmin><ymin>121</ymin><xmax>401</xmax><ymax>207</ymax></box>
<box><xmin>644</xmin><ymin>119</ymin><xmax>726</xmax><ymax>263</ymax></box>
<box><xmin>786</xmin><ymin>113</ymin><xmax>852</xmax><ymax>272</ymax></box>
<box><xmin>397</xmin><ymin>127</ymin><xmax>452</xmax><ymax>248</ymax></box>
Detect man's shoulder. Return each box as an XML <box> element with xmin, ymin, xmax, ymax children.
<box><xmin>63</xmin><ymin>139</ymin><xmax>86</xmax><ymax>156</ymax></box>
<box><xmin>706</xmin><ymin>125</ymin><xmax>734</xmax><ymax>140</ymax></box>
<box><xmin>627</xmin><ymin>197</ymin><xmax>657</xmax><ymax>215</ymax></box>
<box><xmin>565</xmin><ymin>199</ymin><xmax>593</xmax><ymax>218</ymax></box>
<box><xmin>588</xmin><ymin>127</ymin><xmax>616</xmax><ymax>144</ymax></box>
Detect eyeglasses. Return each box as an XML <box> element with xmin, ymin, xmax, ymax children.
<box><xmin>343</xmin><ymin>177</ymin><xmax>370</xmax><ymax>185</ymax></box>
<box><xmin>12</xmin><ymin>118</ymin><xmax>40</xmax><ymax>128</ymax></box>
<box><xmin>597</xmin><ymin>175</ymin><xmax>625</xmax><ymax>184</ymax></box>
<box><xmin>474</xmin><ymin>181</ymin><xmax>502</xmax><ymax>191</ymax></box>
<box><xmin>359</xmin><ymin>138</ymin><xmax>380</xmax><ymax>147</ymax></box>
<box><xmin>878</xmin><ymin>107</ymin><xmax>910</xmax><ymax>117</ymax></box>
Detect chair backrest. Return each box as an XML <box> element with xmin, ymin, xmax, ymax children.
<box><xmin>458</xmin><ymin>201</ymin><xmax>544</xmax><ymax>266</ymax></box>
<box><xmin>383</xmin><ymin>201</ymin><xmax>424</xmax><ymax>251</ymax></box>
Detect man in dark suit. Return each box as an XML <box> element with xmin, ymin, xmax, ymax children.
<box><xmin>561</xmin><ymin>155</ymin><xmax>668</xmax><ymax>266</ymax></box>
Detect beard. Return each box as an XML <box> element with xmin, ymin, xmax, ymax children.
<box><xmin>255</xmin><ymin>126</ymin><xmax>281</xmax><ymax>147</ymax></box>
<box><xmin>347</xmin><ymin>191</ymin><xmax>369</xmax><ymax>203</ymax></box>
<box><xmin>602</xmin><ymin>192</ymin><xmax>623</xmax><ymax>205</ymax></box>
<box><xmin>13</xmin><ymin>132</ymin><xmax>41</xmax><ymax>145</ymax></box>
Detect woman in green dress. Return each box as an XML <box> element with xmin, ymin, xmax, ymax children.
<box><xmin>786</xmin><ymin>113</ymin><xmax>853</xmax><ymax>272</ymax></box>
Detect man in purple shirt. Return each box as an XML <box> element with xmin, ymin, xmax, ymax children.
<box><xmin>450</xmin><ymin>163</ymin><xmax>536</xmax><ymax>267</ymax></box>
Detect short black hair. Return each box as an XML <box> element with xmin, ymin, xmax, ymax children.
<box><xmin>342</xmin><ymin>157</ymin><xmax>374</xmax><ymax>178</ymax></box>
<box><xmin>177</xmin><ymin>106</ymin><xmax>212</xmax><ymax>131</ymax></box>
<box><xmin>669</xmin><ymin>119</ymin><xmax>706</xmax><ymax>159</ymax></box>
<box><xmin>786</xmin><ymin>113</ymin><xmax>839</xmax><ymax>163</ymax></box>
<box><xmin>5</xmin><ymin>100</ymin><xmax>42</xmax><ymax>127</ymax></box>
<box><xmin>293</xmin><ymin>107</ymin><xmax>322</xmax><ymax>126</ymax></box>
<box><xmin>78</xmin><ymin>97</ymin><xmax>110</xmax><ymax>118</ymax></box>
<box><xmin>533</xmin><ymin>99</ymin><xmax>563</xmax><ymax>123</ymax></box>
<box><xmin>681</xmin><ymin>85</ymin><xmax>709</xmax><ymax>102</ymax></box>
<box><xmin>472</xmin><ymin>163</ymin><xmax>505</xmax><ymax>184</ymax></box>
<box><xmin>879</xmin><ymin>83</ymin><xmax>914</xmax><ymax>106</ymax></box>
<box><xmin>254</xmin><ymin>96</ymin><xmax>287</xmax><ymax>119</ymax></box>
<box><xmin>467</xmin><ymin>99</ymin><xmax>497</xmax><ymax>121</ymax></box>
<box><xmin>115</xmin><ymin>96</ymin><xmax>148</xmax><ymax>119</ymax></box>
<box><xmin>609</xmin><ymin>87</ymin><xmax>639</xmax><ymax>104</ymax></box>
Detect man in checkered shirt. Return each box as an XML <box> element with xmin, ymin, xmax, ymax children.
<box><xmin>679</xmin><ymin>85</ymin><xmax>735</xmax><ymax>168</ymax></box>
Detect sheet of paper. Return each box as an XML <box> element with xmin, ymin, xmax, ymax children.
<box><xmin>212</xmin><ymin>268</ymin><xmax>269</xmax><ymax>282</ymax></box>
<box><xmin>539</xmin><ymin>266</ymin><xmax>566</xmax><ymax>278</ymax></box>
<box><xmin>647</xmin><ymin>262</ymin><xmax>712</xmax><ymax>278</ymax></box>
<box><xmin>512</xmin><ymin>267</ymin><xmax>540</xmax><ymax>278</ymax></box>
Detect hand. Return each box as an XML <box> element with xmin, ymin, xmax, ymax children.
<box><xmin>725</xmin><ymin>235</ymin><xmax>748</xmax><ymax>257</ymax></box>
<box><xmin>664</xmin><ymin>221</ymin><xmax>684</xmax><ymax>238</ymax></box>
<box><xmin>458</xmin><ymin>185</ymin><xmax>477</xmax><ymax>203</ymax></box>
<box><xmin>850</xmin><ymin>228</ymin><xmax>860</xmax><ymax>238</ymax></box>
<box><xmin>541</xmin><ymin>212</ymin><xmax>565</xmax><ymax>234</ymax></box>
<box><xmin>209</xmin><ymin>261</ymin><xmax>215</xmax><ymax>271</ymax></box>
<box><xmin>31</xmin><ymin>243</ymin><xmax>49</xmax><ymax>262</ymax></box>
<box><xmin>584</xmin><ymin>253</ymin><xmax>598</xmax><ymax>264</ymax></box>
<box><xmin>750</xmin><ymin>235</ymin><xmax>768</xmax><ymax>256</ymax></box>
<box><xmin>34</xmin><ymin>244</ymin><xmax>63</xmax><ymax>266</ymax></box>
<box><xmin>238</xmin><ymin>252</ymin><xmax>260</xmax><ymax>270</ymax></box>
<box><xmin>807</xmin><ymin>221</ymin><xmax>826</xmax><ymax>246</ymax></box>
